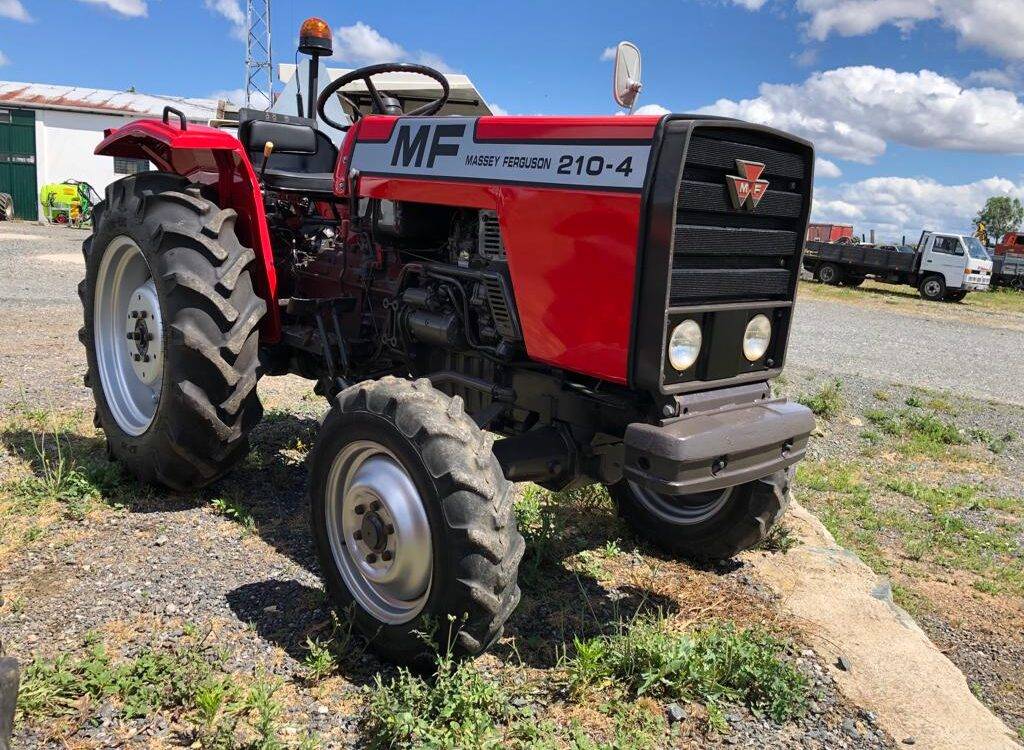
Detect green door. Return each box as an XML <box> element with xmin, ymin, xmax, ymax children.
<box><xmin>0</xmin><ymin>107</ymin><xmax>38</xmax><ymax>220</ymax></box>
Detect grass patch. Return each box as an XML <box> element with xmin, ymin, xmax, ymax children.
<box><xmin>210</xmin><ymin>494</ymin><xmax>256</xmax><ymax>531</ymax></box>
<box><xmin>863</xmin><ymin>408</ymin><xmax>967</xmax><ymax>457</ymax></box>
<box><xmin>565</xmin><ymin>617</ymin><xmax>808</xmax><ymax>724</ymax></box>
<box><xmin>796</xmin><ymin>379</ymin><xmax>844</xmax><ymax>419</ymax></box>
<box><xmin>17</xmin><ymin>632</ymin><xmax>307</xmax><ymax>748</ymax></box>
<box><xmin>364</xmin><ymin>649</ymin><xmax>517</xmax><ymax>749</ymax></box>
<box><xmin>968</xmin><ymin>427</ymin><xmax>1016</xmax><ymax>455</ymax></box>
<box><xmin>755</xmin><ymin>524</ymin><xmax>798</xmax><ymax>554</ymax></box>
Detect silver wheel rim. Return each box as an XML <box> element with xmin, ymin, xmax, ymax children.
<box><xmin>325</xmin><ymin>440</ymin><xmax>432</xmax><ymax>624</ymax></box>
<box><xmin>628</xmin><ymin>481</ymin><xmax>732</xmax><ymax>525</ymax></box>
<box><xmin>820</xmin><ymin>266</ymin><xmax>836</xmax><ymax>283</ymax></box>
<box><xmin>924</xmin><ymin>280</ymin><xmax>941</xmax><ymax>297</ymax></box>
<box><xmin>93</xmin><ymin>236</ymin><xmax>163</xmax><ymax>436</ymax></box>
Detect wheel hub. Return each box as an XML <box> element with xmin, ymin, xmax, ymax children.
<box><xmin>325</xmin><ymin>442</ymin><xmax>432</xmax><ymax>624</ymax></box>
<box><xmin>93</xmin><ymin>236</ymin><xmax>163</xmax><ymax>436</ymax></box>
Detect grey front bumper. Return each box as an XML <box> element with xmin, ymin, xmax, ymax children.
<box><xmin>623</xmin><ymin>385</ymin><xmax>815</xmax><ymax>495</ymax></box>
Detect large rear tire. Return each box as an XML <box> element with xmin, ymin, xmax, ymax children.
<box><xmin>610</xmin><ymin>469</ymin><xmax>791</xmax><ymax>561</ymax></box>
<box><xmin>309</xmin><ymin>377</ymin><xmax>524</xmax><ymax>663</ymax></box>
<box><xmin>79</xmin><ymin>173</ymin><xmax>265</xmax><ymax>491</ymax></box>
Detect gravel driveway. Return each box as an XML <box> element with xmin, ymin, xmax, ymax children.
<box><xmin>789</xmin><ymin>296</ymin><xmax>1023</xmax><ymax>405</ymax></box>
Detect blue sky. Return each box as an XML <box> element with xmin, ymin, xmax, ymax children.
<box><xmin>3</xmin><ymin>0</ymin><xmax>1024</xmax><ymax>239</ymax></box>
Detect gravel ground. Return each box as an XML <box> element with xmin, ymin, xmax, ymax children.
<box><xmin>789</xmin><ymin>296</ymin><xmax>1024</xmax><ymax>406</ymax></box>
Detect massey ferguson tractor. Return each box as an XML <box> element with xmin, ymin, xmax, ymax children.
<box><xmin>78</xmin><ymin>19</ymin><xmax>815</xmax><ymax>662</ymax></box>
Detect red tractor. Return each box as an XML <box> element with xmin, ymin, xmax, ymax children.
<box><xmin>78</xmin><ymin>20</ymin><xmax>815</xmax><ymax>662</ymax></box>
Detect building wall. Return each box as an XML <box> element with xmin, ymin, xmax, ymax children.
<box><xmin>33</xmin><ymin>108</ymin><xmax>136</xmax><ymax>220</ymax></box>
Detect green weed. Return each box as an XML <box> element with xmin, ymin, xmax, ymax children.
<box><xmin>797</xmin><ymin>379</ymin><xmax>844</xmax><ymax>419</ymax></box>
<box><xmin>210</xmin><ymin>495</ymin><xmax>256</xmax><ymax>531</ymax></box>
<box><xmin>564</xmin><ymin>617</ymin><xmax>808</xmax><ymax>723</ymax></box>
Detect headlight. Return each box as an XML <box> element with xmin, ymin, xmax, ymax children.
<box><xmin>742</xmin><ymin>314</ymin><xmax>772</xmax><ymax>362</ymax></box>
<box><xmin>668</xmin><ymin>320</ymin><xmax>702</xmax><ymax>371</ymax></box>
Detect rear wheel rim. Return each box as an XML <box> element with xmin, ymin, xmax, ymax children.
<box><xmin>628</xmin><ymin>481</ymin><xmax>732</xmax><ymax>525</ymax></box>
<box><xmin>820</xmin><ymin>266</ymin><xmax>836</xmax><ymax>283</ymax></box>
<box><xmin>325</xmin><ymin>440</ymin><xmax>433</xmax><ymax>624</ymax></box>
<box><xmin>924</xmin><ymin>279</ymin><xmax>942</xmax><ymax>297</ymax></box>
<box><xmin>93</xmin><ymin>236</ymin><xmax>163</xmax><ymax>436</ymax></box>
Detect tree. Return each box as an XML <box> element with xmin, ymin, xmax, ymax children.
<box><xmin>975</xmin><ymin>196</ymin><xmax>1024</xmax><ymax>244</ymax></box>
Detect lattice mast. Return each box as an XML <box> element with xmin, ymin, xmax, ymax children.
<box><xmin>244</xmin><ymin>0</ymin><xmax>273</xmax><ymax>109</ymax></box>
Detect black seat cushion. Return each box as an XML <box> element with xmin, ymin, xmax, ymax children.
<box><xmin>238</xmin><ymin>108</ymin><xmax>338</xmax><ymax>194</ymax></box>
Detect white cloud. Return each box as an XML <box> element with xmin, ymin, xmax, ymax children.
<box><xmin>814</xmin><ymin>175</ymin><xmax>1023</xmax><ymax>238</ymax></box>
<box><xmin>816</xmin><ymin>157</ymin><xmax>842</xmax><ymax>178</ymax></box>
<box><xmin>965</xmin><ymin>67</ymin><xmax>1019</xmax><ymax>88</ymax></box>
<box><xmin>732</xmin><ymin>0</ymin><xmax>769</xmax><ymax>9</ymax></box>
<box><xmin>203</xmin><ymin>0</ymin><xmax>246</xmax><ymax>40</ymax></box>
<box><xmin>699</xmin><ymin>65</ymin><xmax>1024</xmax><ymax>163</ymax></box>
<box><xmin>633</xmin><ymin>103</ymin><xmax>671</xmax><ymax>115</ymax></box>
<box><xmin>0</xmin><ymin>51</ymin><xmax>9</xmax><ymax>66</ymax></box>
<box><xmin>0</xmin><ymin>0</ymin><xmax>29</xmax><ymax>21</ymax></box>
<box><xmin>488</xmin><ymin>103</ymin><xmax>509</xmax><ymax>116</ymax></box>
<box><xmin>791</xmin><ymin>48</ymin><xmax>819</xmax><ymax>67</ymax></box>
<box><xmin>75</xmin><ymin>0</ymin><xmax>147</xmax><ymax>17</ymax></box>
<box><xmin>600</xmin><ymin>46</ymin><xmax>616</xmax><ymax>61</ymax></box>
<box><xmin>795</xmin><ymin>0</ymin><xmax>1024</xmax><ymax>60</ymax></box>
<box><xmin>333</xmin><ymin>21</ymin><xmax>454</xmax><ymax>71</ymax></box>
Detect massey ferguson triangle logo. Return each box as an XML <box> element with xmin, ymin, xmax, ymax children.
<box><xmin>726</xmin><ymin>160</ymin><xmax>769</xmax><ymax>210</ymax></box>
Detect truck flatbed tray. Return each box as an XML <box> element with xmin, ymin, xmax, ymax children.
<box><xmin>804</xmin><ymin>241</ymin><xmax>916</xmax><ymax>273</ymax></box>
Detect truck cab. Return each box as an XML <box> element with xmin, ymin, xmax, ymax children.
<box><xmin>917</xmin><ymin>231</ymin><xmax>992</xmax><ymax>299</ymax></box>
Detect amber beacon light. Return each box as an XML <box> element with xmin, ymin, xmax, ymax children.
<box><xmin>299</xmin><ymin>17</ymin><xmax>333</xmax><ymax>55</ymax></box>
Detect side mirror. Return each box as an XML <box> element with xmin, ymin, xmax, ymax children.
<box><xmin>613</xmin><ymin>41</ymin><xmax>642</xmax><ymax>111</ymax></box>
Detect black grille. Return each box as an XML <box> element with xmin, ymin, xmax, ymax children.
<box><xmin>670</xmin><ymin>131</ymin><xmax>809</xmax><ymax>306</ymax></box>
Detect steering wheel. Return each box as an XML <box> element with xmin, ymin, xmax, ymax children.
<box><xmin>316</xmin><ymin>62</ymin><xmax>451</xmax><ymax>131</ymax></box>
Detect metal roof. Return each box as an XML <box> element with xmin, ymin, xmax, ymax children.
<box><xmin>0</xmin><ymin>80</ymin><xmax>219</xmax><ymax>120</ymax></box>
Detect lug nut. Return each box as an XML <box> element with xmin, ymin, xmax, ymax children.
<box><xmin>365</xmin><ymin>553</ymin><xmax>377</xmax><ymax>563</ymax></box>
<box><xmin>353</xmin><ymin>530</ymin><xmax>362</xmax><ymax>540</ymax></box>
<box><xmin>130</xmin><ymin>311</ymin><xmax>139</xmax><ymax>319</ymax></box>
<box><xmin>354</xmin><ymin>504</ymin><xmax>365</xmax><ymax>515</ymax></box>
<box><xmin>133</xmin><ymin>354</ymin><xmax>141</xmax><ymax>361</ymax></box>
<box><xmin>381</xmin><ymin>551</ymin><xmax>393</xmax><ymax>562</ymax></box>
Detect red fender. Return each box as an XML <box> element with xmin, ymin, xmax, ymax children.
<box><xmin>95</xmin><ymin>119</ymin><xmax>281</xmax><ymax>341</ymax></box>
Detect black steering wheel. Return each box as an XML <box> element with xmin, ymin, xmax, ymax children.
<box><xmin>316</xmin><ymin>62</ymin><xmax>450</xmax><ymax>131</ymax></box>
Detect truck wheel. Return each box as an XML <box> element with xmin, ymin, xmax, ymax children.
<box><xmin>309</xmin><ymin>377</ymin><xmax>524</xmax><ymax>663</ymax></box>
<box><xmin>918</xmin><ymin>275</ymin><xmax>945</xmax><ymax>301</ymax></box>
<box><xmin>817</xmin><ymin>263</ymin><xmax>843</xmax><ymax>285</ymax></box>
<box><xmin>79</xmin><ymin>173</ymin><xmax>265</xmax><ymax>491</ymax></box>
<box><xmin>844</xmin><ymin>275</ymin><xmax>865</xmax><ymax>288</ymax></box>
<box><xmin>944</xmin><ymin>290</ymin><xmax>968</xmax><ymax>302</ymax></box>
<box><xmin>610</xmin><ymin>469</ymin><xmax>790</xmax><ymax>561</ymax></box>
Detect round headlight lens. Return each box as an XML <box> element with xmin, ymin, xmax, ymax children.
<box><xmin>668</xmin><ymin>320</ymin><xmax>702</xmax><ymax>371</ymax></box>
<box><xmin>743</xmin><ymin>314</ymin><xmax>772</xmax><ymax>362</ymax></box>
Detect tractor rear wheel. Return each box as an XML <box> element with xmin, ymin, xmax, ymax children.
<box><xmin>610</xmin><ymin>469</ymin><xmax>791</xmax><ymax>561</ymax></box>
<box><xmin>79</xmin><ymin>173</ymin><xmax>265</xmax><ymax>491</ymax></box>
<box><xmin>309</xmin><ymin>377</ymin><xmax>524</xmax><ymax>663</ymax></box>
<box><xmin>0</xmin><ymin>193</ymin><xmax>12</xmax><ymax>221</ymax></box>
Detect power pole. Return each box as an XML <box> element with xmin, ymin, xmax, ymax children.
<box><xmin>245</xmin><ymin>0</ymin><xmax>273</xmax><ymax>110</ymax></box>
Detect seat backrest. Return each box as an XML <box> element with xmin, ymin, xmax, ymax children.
<box><xmin>238</xmin><ymin>108</ymin><xmax>338</xmax><ymax>174</ymax></box>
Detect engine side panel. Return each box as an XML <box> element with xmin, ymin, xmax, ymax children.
<box><xmin>348</xmin><ymin>116</ymin><xmax>659</xmax><ymax>383</ymax></box>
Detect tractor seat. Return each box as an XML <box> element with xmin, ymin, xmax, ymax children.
<box><xmin>238</xmin><ymin>108</ymin><xmax>338</xmax><ymax>195</ymax></box>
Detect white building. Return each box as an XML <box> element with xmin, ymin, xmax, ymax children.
<box><xmin>0</xmin><ymin>81</ymin><xmax>219</xmax><ymax>220</ymax></box>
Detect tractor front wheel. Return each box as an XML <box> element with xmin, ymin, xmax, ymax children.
<box><xmin>79</xmin><ymin>173</ymin><xmax>265</xmax><ymax>491</ymax></box>
<box><xmin>610</xmin><ymin>469</ymin><xmax>791</xmax><ymax>561</ymax></box>
<box><xmin>309</xmin><ymin>377</ymin><xmax>524</xmax><ymax>663</ymax></box>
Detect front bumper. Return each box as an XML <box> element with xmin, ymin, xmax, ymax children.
<box><xmin>962</xmin><ymin>277</ymin><xmax>990</xmax><ymax>291</ymax></box>
<box><xmin>623</xmin><ymin>382</ymin><xmax>814</xmax><ymax>495</ymax></box>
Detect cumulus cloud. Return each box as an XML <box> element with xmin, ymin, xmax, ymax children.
<box><xmin>203</xmin><ymin>0</ymin><xmax>246</xmax><ymax>40</ymax></box>
<box><xmin>75</xmin><ymin>0</ymin><xmax>147</xmax><ymax>17</ymax></box>
<box><xmin>0</xmin><ymin>0</ymin><xmax>30</xmax><ymax>21</ymax></box>
<box><xmin>816</xmin><ymin>157</ymin><xmax>842</xmax><ymax>178</ymax></box>
<box><xmin>732</xmin><ymin>0</ymin><xmax>769</xmax><ymax>9</ymax></box>
<box><xmin>633</xmin><ymin>103</ymin><xmax>671</xmax><ymax>115</ymax></box>
<box><xmin>488</xmin><ymin>103</ymin><xmax>510</xmax><ymax>116</ymax></box>
<box><xmin>600</xmin><ymin>46</ymin><xmax>616</xmax><ymax>61</ymax></box>
<box><xmin>699</xmin><ymin>65</ymin><xmax>1024</xmax><ymax>164</ymax></box>
<box><xmin>0</xmin><ymin>51</ymin><xmax>9</xmax><ymax>66</ymax></box>
<box><xmin>333</xmin><ymin>22</ymin><xmax>455</xmax><ymax>72</ymax></box>
<box><xmin>795</xmin><ymin>0</ymin><xmax>1024</xmax><ymax>60</ymax></box>
<box><xmin>814</xmin><ymin>175</ymin><xmax>1023</xmax><ymax>238</ymax></box>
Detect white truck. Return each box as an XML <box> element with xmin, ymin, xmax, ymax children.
<box><xmin>803</xmin><ymin>230</ymin><xmax>993</xmax><ymax>301</ymax></box>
